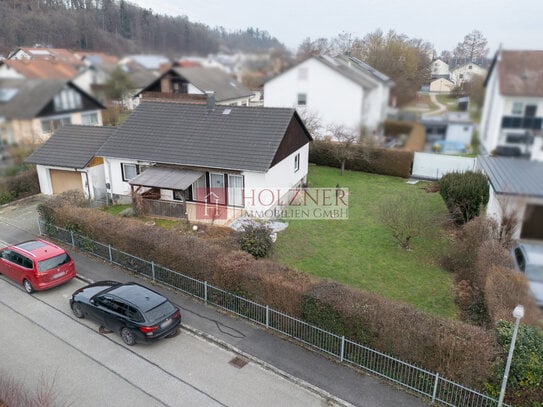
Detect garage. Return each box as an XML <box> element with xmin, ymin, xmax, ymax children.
<box><xmin>50</xmin><ymin>169</ymin><xmax>83</xmax><ymax>194</ymax></box>
<box><xmin>521</xmin><ymin>204</ymin><xmax>543</xmax><ymax>240</ymax></box>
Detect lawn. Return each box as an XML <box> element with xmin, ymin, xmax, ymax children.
<box><xmin>273</xmin><ymin>165</ymin><xmax>457</xmax><ymax>318</ymax></box>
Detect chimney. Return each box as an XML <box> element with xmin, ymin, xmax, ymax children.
<box><xmin>205</xmin><ymin>91</ymin><xmax>215</xmax><ymax>111</ymax></box>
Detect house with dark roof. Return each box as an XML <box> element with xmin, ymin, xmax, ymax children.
<box><xmin>0</xmin><ymin>78</ymin><xmax>105</xmax><ymax>145</ymax></box>
<box><xmin>25</xmin><ymin>125</ymin><xmax>113</xmax><ymax>199</ymax></box>
<box><xmin>477</xmin><ymin>155</ymin><xmax>543</xmax><ymax>240</ymax></box>
<box><xmin>27</xmin><ymin>99</ymin><xmax>312</xmax><ymax>224</ymax></box>
<box><xmin>138</xmin><ymin>66</ymin><xmax>254</xmax><ymax>107</ymax></box>
<box><xmin>480</xmin><ymin>49</ymin><xmax>543</xmax><ymax>159</ymax></box>
<box><xmin>263</xmin><ymin>55</ymin><xmax>394</xmax><ymax>137</ymax></box>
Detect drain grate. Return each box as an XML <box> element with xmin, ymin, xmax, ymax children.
<box><xmin>229</xmin><ymin>356</ymin><xmax>249</xmax><ymax>369</ymax></box>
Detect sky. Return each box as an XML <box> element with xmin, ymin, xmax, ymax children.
<box><xmin>128</xmin><ymin>0</ymin><xmax>542</xmax><ymax>55</ymax></box>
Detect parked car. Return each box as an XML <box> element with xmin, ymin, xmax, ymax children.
<box><xmin>0</xmin><ymin>239</ymin><xmax>76</xmax><ymax>293</ymax></box>
<box><xmin>70</xmin><ymin>281</ymin><xmax>181</xmax><ymax>345</ymax></box>
<box><xmin>511</xmin><ymin>243</ymin><xmax>543</xmax><ymax>308</ymax></box>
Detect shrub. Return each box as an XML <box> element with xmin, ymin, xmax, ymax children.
<box><xmin>237</xmin><ymin>223</ymin><xmax>273</xmax><ymax>258</ymax></box>
<box><xmin>439</xmin><ymin>171</ymin><xmax>489</xmax><ymax>224</ymax></box>
<box><xmin>0</xmin><ymin>167</ymin><xmax>39</xmax><ymax>203</ymax></box>
<box><xmin>487</xmin><ymin>321</ymin><xmax>543</xmax><ymax>405</ymax></box>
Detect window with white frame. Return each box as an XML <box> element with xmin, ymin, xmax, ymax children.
<box><xmin>228</xmin><ymin>175</ymin><xmax>244</xmax><ymax>207</ymax></box>
<box><xmin>191</xmin><ymin>175</ymin><xmax>207</xmax><ymax>202</ymax></box>
<box><xmin>512</xmin><ymin>102</ymin><xmax>523</xmax><ymax>115</ymax></box>
<box><xmin>294</xmin><ymin>153</ymin><xmax>300</xmax><ymax>172</ymax></box>
<box><xmin>54</xmin><ymin>88</ymin><xmax>82</xmax><ymax>112</ymax></box>
<box><xmin>209</xmin><ymin>173</ymin><xmax>226</xmax><ymax>205</ymax></box>
<box><xmin>297</xmin><ymin>93</ymin><xmax>307</xmax><ymax>106</ymax></box>
<box><xmin>81</xmin><ymin>112</ymin><xmax>99</xmax><ymax>126</ymax></box>
<box><xmin>41</xmin><ymin>115</ymin><xmax>71</xmax><ymax>134</ymax></box>
<box><xmin>121</xmin><ymin>163</ymin><xmax>139</xmax><ymax>181</ymax></box>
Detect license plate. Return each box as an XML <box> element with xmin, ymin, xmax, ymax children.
<box><xmin>161</xmin><ymin>318</ymin><xmax>172</xmax><ymax>329</ymax></box>
<box><xmin>53</xmin><ymin>271</ymin><xmax>65</xmax><ymax>279</ymax></box>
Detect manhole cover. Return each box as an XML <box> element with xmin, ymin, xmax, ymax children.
<box><xmin>229</xmin><ymin>356</ymin><xmax>249</xmax><ymax>369</ymax></box>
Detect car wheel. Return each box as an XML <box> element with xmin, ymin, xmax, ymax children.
<box><xmin>71</xmin><ymin>302</ymin><xmax>84</xmax><ymax>318</ymax></box>
<box><xmin>121</xmin><ymin>327</ymin><xmax>136</xmax><ymax>346</ymax></box>
<box><xmin>23</xmin><ymin>279</ymin><xmax>34</xmax><ymax>294</ymax></box>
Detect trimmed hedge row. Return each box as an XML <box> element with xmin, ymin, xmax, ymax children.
<box><xmin>0</xmin><ymin>168</ymin><xmax>40</xmax><ymax>204</ymax></box>
<box><xmin>38</xmin><ymin>195</ymin><xmax>499</xmax><ymax>390</ymax></box>
<box><xmin>309</xmin><ymin>140</ymin><xmax>414</xmax><ymax>178</ymax></box>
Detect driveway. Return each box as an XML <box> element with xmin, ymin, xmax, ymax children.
<box><xmin>0</xmin><ymin>195</ymin><xmax>428</xmax><ymax>407</ymax></box>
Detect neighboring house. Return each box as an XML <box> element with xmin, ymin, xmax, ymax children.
<box><xmin>28</xmin><ymin>99</ymin><xmax>312</xmax><ymax>224</ymax></box>
<box><xmin>420</xmin><ymin>112</ymin><xmax>474</xmax><ymax>146</ymax></box>
<box><xmin>264</xmin><ymin>54</ymin><xmax>394</xmax><ymax>137</ymax></box>
<box><xmin>430</xmin><ymin>58</ymin><xmax>450</xmax><ymax>79</ymax></box>
<box><xmin>25</xmin><ymin>125</ymin><xmax>113</xmax><ymax>200</ymax></box>
<box><xmin>450</xmin><ymin>62</ymin><xmax>487</xmax><ymax>87</ymax></box>
<box><xmin>0</xmin><ymin>78</ymin><xmax>105</xmax><ymax>145</ymax></box>
<box><xmin>429</xmin><ymin>78</ymin><xmax>454</xmax><ymax>93</ymax></box>
<box><xmin>137</xmin><ymin>66</ymin><xmax>254</xmax><ymax>106</ymax></box>
<box><xmin>478</xmin><ymin>155</ymin><xmax>543</xmax><ymax>240</ymax></box>
<box><xmin>8</xmin><ymin>47</ymin><xmax>82</xmax><ymax>66</ymax></box>
<box><xmin>119</xmin><ymin>54</ymin><xmax>171</xmax><ymax>72</ymax></box>
<box><xmin>479</xmin><ymin>50</ymin><xmax>543</xmax><ymax>158</ymax></box>
<box><xmin>0</xmin><ymin>58</ymin><xmax>93</xmax><ymax>94</ymax></box>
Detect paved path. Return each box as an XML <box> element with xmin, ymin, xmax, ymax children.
<box><xmin>0</xmin><ymin>195</ymin><xmax>428</xmax><ymax>407</ymax></box>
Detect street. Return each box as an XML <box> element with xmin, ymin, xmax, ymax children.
<box><xmin>0</xmin><ymin>196</ymin><xmax>427</xmax><ymax>407</ymax></box>
<box><xmin>0</xmin><ymin>277</ymin><xmax>336</xmax><ymax>406</ymax></box>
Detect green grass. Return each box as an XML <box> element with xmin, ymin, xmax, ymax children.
<box><xmin>103</xmin><ymin>204</ymin><xmax>131</xmax><ymax>215</ymax></box>
<box><xmin>273</xmin><ymin>166</ymin><xmax>457</xmax><ymax>318</ymax></box>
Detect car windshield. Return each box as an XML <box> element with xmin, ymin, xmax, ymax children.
<box><xmin>145</xmin><ymin>301</ymin><xmax>176</xmax><ymax>323</ymax></box>
<box><xmin>525</xmin><ymin>265</ymin><xmax>543</xmax><ymax>283</ymax></box>
<box><xmin>37</xmin><ymin>253</ymin><xmax>71</xmax><ymax>273</ymax></box>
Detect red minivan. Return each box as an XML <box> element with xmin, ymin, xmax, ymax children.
<box><xmin>0</xmin><ymin>239</ymin><xmax>76</xmax><ymax>293</ymax></box>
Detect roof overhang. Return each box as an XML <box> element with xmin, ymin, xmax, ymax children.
<box><xmin>129</xmin><ymin>167</ymin><xmax>203</xmax><ymax>190</ymax></box>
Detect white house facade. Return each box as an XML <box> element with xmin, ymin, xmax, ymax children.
<box><xmin>480</xmin><ymin>50</ymin><xmax>543</xmax><ymax>158</ymax></box>
<box><xmin>264</xmin><ymin>55</ymin><xmax>393</xmax><ymax>137</ymax></box>
<box><xmin>450</xmin><ymin>63</ymin><xmax>487</xmax><ymax>87</ymax></box>
<box><xmin>431</xmin><ymin>59</ymin><xmax>450</xmax><ymax>79</ymax></box>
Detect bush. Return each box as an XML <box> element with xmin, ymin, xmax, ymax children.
<box><xmin>0</xmin><ymin>167</ymin><xmax>40</xmax><ymax>204</ymax></box>
<box><xmin>487</xmin><ymin>321</ymin><xmax>543</xmax><ymax>405</ymax></box>
<box><xmin>439</xmin><ymin>171</ymin><xmax>489</xmax><ymax>224</ymax></box>
<box><xmin>237</xmin><ymin>223</ymin><xmax>273</xmax><ymax>258</ymax></box>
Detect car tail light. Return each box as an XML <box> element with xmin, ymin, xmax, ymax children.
<box><xmin>139</xmin><ymin>325</ymin><xmax>159</xmax><ymax>335</ymax></box>
<box><xmin>173</xmin><ymin>310</ymin><xmax>181</xmax><ymax>319</ymax></box>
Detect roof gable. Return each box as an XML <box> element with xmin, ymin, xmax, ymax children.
<box><xmin>97</xmin><ymin>101</ymin><xmax>311</xmax><ymax>172</ymax></box>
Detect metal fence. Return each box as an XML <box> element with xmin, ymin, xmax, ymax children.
<box><xmin>38</xmin><ymin>220</ymin><xmax>505</xmax><ymax>407</ymax></box>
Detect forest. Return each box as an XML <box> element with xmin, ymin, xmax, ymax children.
<box><xmin>0</xmin><ymin>0</ymin><xmax>285</xmax><ymax>56</ymax></box>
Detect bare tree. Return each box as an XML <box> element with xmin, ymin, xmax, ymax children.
<box><xmin>439</xmin><ymin>50</ymin><xmax>452</xmax><ymax>64</ymax></box>
<box><xmin>296</xmin><ymin>37</ymin><xmax>334</xmax><ymax>60</ymax></box>
<box><xmin>379</xmin><ymin>192</ymin><xmax>439</xmax><ymax>250</ymax></box>
<box><xmin>297</xmin><ymin>108</ymin><xmax>323</xmax><ymax>139</ymax></box>
<box><xmin>326</xmin><ymin>124</ymin><xmax>358</xmax><ymax>175</ymax></box>
<box><xmin>454</xmin><ymin>30</ymin><xmax>489</xmax><ymax>60</ymax></box>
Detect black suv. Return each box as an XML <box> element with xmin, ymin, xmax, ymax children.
<box><xmin>70</xmin><ymin>281</ymin><xmax>181</xmax><ymax>345</ymax></box>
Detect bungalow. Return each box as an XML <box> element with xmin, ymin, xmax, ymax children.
<box><xmin>0</xmin><ymin>78</ymin><xmax>104</xmax><ymax>145</ymax></box>
<box><xmin>27</xmin><ymin>99</ymin><xmax>312</xmax><ymax>225</ymax></box>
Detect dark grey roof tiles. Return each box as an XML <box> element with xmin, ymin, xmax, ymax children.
<box><xmin>172</xmin><ymin>67</ymin><xmax>254</xmax><ymax>102</ymax></box>
<box><xmin>0</xmin><ymin>78</ymin><xmax>65</xmax><ymax>119</ymax></box>
<box><xmin>26</xmin><ymin>125</ymin><xmax>114</xmax><ymax>168</ymax></box>
<box><xmin>477</xmin><ymin>155</ymin><xmax>543</xmax><ymax>197</ymax></box>
<box><xmin>98</xmin><ymin>102</ymin><xmax>304</xmax><ymax>172</ymax></box>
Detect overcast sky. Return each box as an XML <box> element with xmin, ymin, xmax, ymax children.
<box><xmin>129</xmin><ymin>0</ymin><xmax>541</xmax><ymax>55</ymax></box>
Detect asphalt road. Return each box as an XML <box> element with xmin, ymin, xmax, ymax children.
<box><xmin>0</xmin><ymin>195</ymin><xmax>428</xmax><ymax>407</ymax></box>
<box><xmin>0</xmin><ymin>278</ymin><xmax>334</xmax><ymax>406</ymax></box>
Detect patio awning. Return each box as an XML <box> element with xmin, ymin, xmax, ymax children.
<box><xmin>129</xmin><ymin>167</ymin><xmax>203</xmax><ymax>190</ymax></box>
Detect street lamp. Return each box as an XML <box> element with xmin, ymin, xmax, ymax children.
<box><xmin>497</xmin><ymin>304</ymin><xmax>525</xmax><ymax>407</ymax></box>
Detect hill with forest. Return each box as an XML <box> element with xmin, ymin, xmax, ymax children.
<box><xmin>0</xmin><ymin>0</ymin><xmax>286</xmax><ymax>57</ymax></box>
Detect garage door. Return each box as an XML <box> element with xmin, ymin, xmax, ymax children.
<box><xmin>50</xmin><ymin>170</ymin><xmax>83</xmax><ymax>194</ymax></box>
<box><xmin>521</xmin><ymin>204</ymin><xmax>543</xmax><ymax>240</ymax></box>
